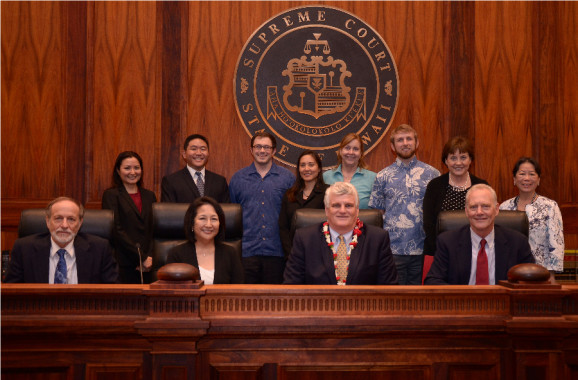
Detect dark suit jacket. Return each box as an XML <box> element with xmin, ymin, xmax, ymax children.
<box><xmin>283</xmin><ymin>223</ymin><xmax>398</xmax><ymax>285</ymax></box>
<box><xmin>423</xmin><ymin>172</ymin><xmax>489</xmax><ymax>255</ymax></box>
<box><xmin>102</xmin><ymin>186</ymin><xmax>157</xmax><ymax>267</ymax></box>
<box><xmin>166</xmin><ymin>241</ymin><xmax>244</xmax><ymax>284</ymax></box>
<box><xmin>4</xmin><ymin>232</ymin><xmax>119</xmax><ymax>284</ymax></box>
<box><xmin>161</xmin><ymin>167</ymin><xmax>230</xmax><ymax>203</ymax></box>
<box><xmin>278</xmin><ymin>183</ymin><xmax>329</xmax><ymax>258</ymax></box>
<box><xmin>424</xmin><ymin>225</ymin><xmax>535</xmax><ymax>285</ymax></box>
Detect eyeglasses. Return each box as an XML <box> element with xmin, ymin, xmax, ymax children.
<box><xmin>252</xmin><ymin>145</ymin><xmax>273</xmax><ymax>151</ymax></box>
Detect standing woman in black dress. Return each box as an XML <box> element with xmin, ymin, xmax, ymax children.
<box><xmin>423</xmin><ymin>137</ymin><xmax>489</xmax><ymax>256</ymax></box>
<box><xmin>102</xmin><ymin>151</ymin><xmax>157</xmax><ymax>283</ymax></box>
<box><xmin>279</xmin><ymin>150</ymin><xmax>329</xmax><ymax>258</ymax></box>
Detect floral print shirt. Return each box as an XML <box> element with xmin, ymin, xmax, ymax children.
<box><xmin>500</xmin><ymin>195</ymin><xmax>565</xmax><ymax>272</ymax></box>
<box><xmin>369</xmin><ymin>157</ymin><xmax>440</xmax><ymax>255</ymax></box>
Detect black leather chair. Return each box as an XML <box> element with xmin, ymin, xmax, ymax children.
<box><xmin>437</xmin><ymin>210</ymin><xmax>529</xmax><ymax>237</ymax></box>
<box><xmin>293</xmin><ymin>208</ymin><xmax>383</xmax><ymax>231</ymax></box>
<box><xmin>18</xmin><ymin>208</ymin><xmax>114</xmax><ymax>240</ymax></box>
<box><xmin>151</xmin><ymin>203</ymin><xmax>243</xmax><ymax>280</ymax></box>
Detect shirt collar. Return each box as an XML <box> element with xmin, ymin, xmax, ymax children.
<box><xmin>50</xmin><ymin>238</ymin><xmax>75</xmax><ymax>258</ymax></box>
<box><xmin>328</xmin><ymin>226</ymin><xmax>354</xmax><ymax>243</ymax></box>
<box><xmin>248</xmin><ymin>162</ymin><xmax>278</xmax><ymax>176</ymax></box>
<box><xmin>395</xmin><ymin>156</ymin><xmax>418</xmax><ymax>168</ymax></box>
<box><xmin>186</xmin><ymin>165</ymin><xmax>205</xmax><ymax>178</ymax></box>
<box><xmin>470</xmin><ymin>227</ymin><xmax>495</xmax><ymax>250</ymax></box>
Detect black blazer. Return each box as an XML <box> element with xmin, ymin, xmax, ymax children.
<box><xmin>161</xmin><ymin>167</ymin><xmax>230</xmax><ymax>203</ymax></box>
<box><xmin>424</xmin><ymin>225</ymin><xmax>535</xmax><ymax>285</ymax></box>
<box><xmin>4</xmin><ymin>232</ymin><xmax>119</xmax><ymax>284</ymax></box>
<box><xmin>166</xmin><ymin>241</ymin><xmax>244</xmax><ymax>284</ymax></box>
<box><xmin>422</xmin><ymin>172</ymin><xmax>489</xmax><ymax>255</ymax></box>
<box><xmin>283</xmin><ymin>223</ymin><xmax>398</xmax><ymax>285</ymax></box>
<box><xmin>278</xmin><ymin>183</ymin><xmax>329</xmax><ymax>258</ymax></box>
<box><xmin>102</xmin><ymin>186</ymin><xmax>157</xmax><ymax>267</ymax></box>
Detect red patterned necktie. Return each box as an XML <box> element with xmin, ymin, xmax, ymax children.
<box><xmin>476</xmin><ymin>239</ymin><xmax>489</xmax><ymax>285</ymax></box>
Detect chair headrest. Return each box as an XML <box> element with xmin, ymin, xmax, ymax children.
<box><xmin>293</xmin><ymin>208</ymin><xmax>383</xmax><ymax>231</ymax></box>
<box><xmin>437</xmin><ymin>209</ymin><xmax>529</xmax><ymax>237</ymax></box>
<box><xmin>152</xmin><ymin>203</ymin><xmax>243</xmax><ymax>241</ymax></box>
<box><xmin>18</xmin><ymin>209</ymin><xmax>114</xmax><ymax>240</ymax></box>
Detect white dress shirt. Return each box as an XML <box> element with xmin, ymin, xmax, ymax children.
<box><xmin>49</xmin><ymin>239</ymin><xmax>78</xmax><ymax>284</ymax></box>
<box><xmin>468</xmin><ymin>228</ymin><xmax>496</xmax><ymax>285</ymax></box>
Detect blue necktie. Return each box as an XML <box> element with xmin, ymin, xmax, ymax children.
<box><xmin>196</xmin><ymin>171</ymin><xmax>205</xmax><ymax>197</ymax></box>
<box><xmin>54</xmin><ymin>249</ymin><xmax>68</xmax><ymax>284</ymax></box>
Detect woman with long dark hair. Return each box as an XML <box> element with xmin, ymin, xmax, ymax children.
<box><xmin>102</xmin><ymin>151</ymin><xmax>157</xmax><ymax>283</ymax></box>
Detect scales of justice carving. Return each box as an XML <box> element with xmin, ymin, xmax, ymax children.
<box><xmin>267</xmin><ymin>33</ymin><xmax>366</xmax><ymax>136</ymax></box>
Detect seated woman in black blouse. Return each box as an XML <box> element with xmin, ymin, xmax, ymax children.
<box><xmin>279</xmin><ymin>150</ymin><xmax>329</xmax><ymax>258</ymax></box>
<box><xmin>166</xmin><ymin>197</ymin><xmax>244</xmax><ymax>284</ymax></box>
<box><xmin>423</xmin><ymin>136</ymin><xmax>489</xmax><ymax>256</ymax></box>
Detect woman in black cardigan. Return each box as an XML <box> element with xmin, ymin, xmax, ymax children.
<box><xmin>166</xmin><ymin>197</ymin><xmax>244</xmax><ymax>284</ymax></box>
<box><xmin>279</xmin><ymin>150</ymin><xmax>329</xmax><ymax>258</ymax></box>
<box><xmin>423</xmin><ymin>137</ymin><xmax>489</xmax><ymax>256</ymax></box>
<box><xmin>102</xmin><ymin>151</ymin><xmax>157</xmax><ymax>284</ymax></box>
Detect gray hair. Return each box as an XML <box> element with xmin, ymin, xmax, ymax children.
<box><xmin>465</xmin><ymin>184</ymin><xmax>497</xmax><ymax>205</ymax></box>
<box><xmin>324</xmin><ymin>182</ymin><xmax>359</xmax><ymax>208</ymax></box>
<box><xmin>45</xmin><ymin>197</ymin><xmax>85</xmax><ymax>219</ymax></box>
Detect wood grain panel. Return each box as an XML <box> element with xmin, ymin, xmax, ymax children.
<box><xmin>474</xmin><ymin>2</ymin><xmax>534</xmax><ymax>196</ymax></box>
<box><xmin>1</xmin><ymin>2</ymin><xmax>65</xmax><ymax>199</ymax></box>
<box><xmin>90</xmin><ymin>2</ymin><xmax>159</xmax><ymax>202</ymax></box>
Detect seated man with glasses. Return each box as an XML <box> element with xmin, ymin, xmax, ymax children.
<box><xmin>229</xmin><ymin>131</ymin><xmax>294</xmax><ymax>284</ymax></box>
<box><xmin>425</xmin><ymin>184</ymin><xmax>534</xmax><ymax>285</ymax></box>
<box><xmin>161</xmin><ymin>134</ymin><xmax>230</xmax><ymax>203</ymax></box>
<box><xmin>4</xmin><ymin>197</ymin><xmax>118</xmax><ymax>284</ymax></box>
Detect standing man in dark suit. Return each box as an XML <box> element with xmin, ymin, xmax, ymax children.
<box><xmin>4</xmin><ymin>197</ymin><xmax>118</xmax><ymax>284</ymax></box>
<box><xmin>161</xmin><ymin>134</ymin><xmax>230</xmax><ymax>203</ymax></box>
<box><xmin>425</xmin><ymin>184</ymin><xmax>534</xmax><ymax>285</ymax></box>
<box><xmin>284</xmin><ymin>182</ymin><xmax>398</xmax><ymax>285</ymax></box>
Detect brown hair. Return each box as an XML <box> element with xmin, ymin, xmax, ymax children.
<box><xmin>441</xmin><ymin>136</ymin><xmax>475</xmax><ymax>165</ymax></box>
<box><xmin>336</xmin><ymin>133</ymin><xmax>368</xmax><ymax>169</ymax></box>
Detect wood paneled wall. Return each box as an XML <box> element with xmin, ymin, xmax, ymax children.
<box><xmin>2</xmin><ymin>1</ymin><xmax>577</xmax><ymax>250</ymax></box>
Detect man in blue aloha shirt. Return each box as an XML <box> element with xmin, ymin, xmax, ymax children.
<box><xmin>369</xmin><ymin>124</ymin><xmax>440</xmax><ymax>285</ymax></box>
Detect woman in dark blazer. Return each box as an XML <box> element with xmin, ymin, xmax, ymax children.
<box><xmin>102</xmin><ymin>151</ymin><xmax>157</xmax><ymax>284</ymax></box>
<box><xmin>166</xmin><ymin>197</ymin><xmax>244</xmax><ymax>284</ymax></box>
<box><xmin>423</xmin><ymin>137</ymin><xmax>489</xmax><ymax>256</ymax></box>
<box><xmin>279</xmin><ymin>150</ymin><xmax>329</xmax><ymax>258</ymax></box>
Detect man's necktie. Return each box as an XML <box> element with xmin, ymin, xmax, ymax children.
<box><xmin>54</xmin><ymin>249</ymin><xmax>68</xmax><ymax>284</ymax></box>
<box><xmin>335</xmin><ymin>235</ymin><xmax>348</xmax><ymax>284</ymax></box>
<box><xmin>476</xmin><ymin>239</ymin><xmax>489</xmax><ymax>285</ymax></box>
<box><xmin>196</xmin><ymin>171</ymin><xmax>205</xmax><ymax>196</ymax></box>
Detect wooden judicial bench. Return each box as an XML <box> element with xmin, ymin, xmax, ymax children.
<box><xmin>2</xmin><ymin>278</ymin><xmax>578</xmax><ymax>380</ymax></box>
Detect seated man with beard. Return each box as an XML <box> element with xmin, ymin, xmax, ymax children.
<box><xmin>4</xmin><ymin>197</ymin><xmax>118</xmax><ymax>284</ymax></box>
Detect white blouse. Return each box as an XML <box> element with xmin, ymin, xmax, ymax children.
<box><xmin>500</xmin><ymin>195</ymin><xmax>565</xmax><ymax>272</ymax></box>
<box><xmin>198</xmin><ymin>266</ymin><xmax>215</xmax><ymax>285</ymax></box>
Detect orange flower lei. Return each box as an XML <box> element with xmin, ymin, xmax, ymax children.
<box><xmin>322</xmin><ymin>218</ymin><xmax>363</xmax><ymax>285</ymax></box>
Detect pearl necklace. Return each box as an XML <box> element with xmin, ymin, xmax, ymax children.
<box><xmin>449</xmin><ymin>173</ymin><xmax>470</xmax><ymax>191</ymax></box>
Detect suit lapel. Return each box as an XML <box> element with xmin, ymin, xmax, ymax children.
<box><xmin>74</xmin><ymin>235</ymin><xmax>91</xmax><ymax>283</ymax></box>
<box><xmin>319</xmin><ymin>226</ymin><xmax>337</xmax><ymax>284</ymax></box>
<box><xmin>119</xmin><ymin>187</ymin><xmax>144</xmax><ymax>221</ymax></box>
<box><xmin>494</xmin><ymin>226</ymin><xmax>508</xmax><ymax>280</ymax></box>
<box><xmin>181</xmin><ymin>168</ymin><xmax>201</xmax><ymax>198</ymax></box>
<box><xmin>36</xmin><ymin>236</ymin><xmax>52</xmax><ymax>283</ymax></box>
<box><xmin>346</xmin><ymin>226</ymin><xmax>365</xmax><ymax>284</ymax></box>
<box><xmin>460</xmin><ymin>228</ymin><xmax>472</xmax><ymax>284</ymax></box>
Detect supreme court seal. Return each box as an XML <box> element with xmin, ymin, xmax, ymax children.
<box><xmin>234</xmin><ymin>6</ymin><xmax>399</xmax><ymax>168</ymax></box>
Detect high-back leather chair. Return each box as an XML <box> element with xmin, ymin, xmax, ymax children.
<box><xmin>18</xmin><ymin>208</ymin><xmax>114</xmax><ymax>240</ymax></box>
<box><xmin>437</xmin><ymin>210</ymin><xmax>529</xmax><ymax>237</ymax></box>
<box><xmin>151</xmin><ymin>203</ymin><xmax>243</xmax><ymax>280</ymax></box>
<box><xmin>293</xmin><ymin>208</ymin><xmax>383</xmax><ymax>231</ymax></box>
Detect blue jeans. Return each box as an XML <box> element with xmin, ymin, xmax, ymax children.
<box><xmin>393</xmin><ymin>255</ymin><xmax>423</xmax><ymax>285</ymax></box>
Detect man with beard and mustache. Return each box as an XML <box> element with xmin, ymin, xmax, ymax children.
<box><xmin>4</xmin><ymin>197</ymin><xmax>118</xmax><ymax>284</ymax></box>
<box><xmin>368</xmin><ymin>124</ymin><xmax>440</xmax><ymax>285</ymax></box>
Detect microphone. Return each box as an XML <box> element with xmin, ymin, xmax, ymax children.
<box><xmin>136</xmin><ymin>243</ymin><xmax>144</xmax><ymax>284</ymax></box>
